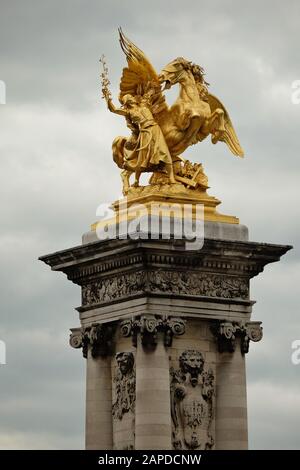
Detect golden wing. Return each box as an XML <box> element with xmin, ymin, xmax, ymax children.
<box><xmin>208</xmin><ymin>93</ymin><xmax>244</xmax><ymax>157</ymax></box>
<box><xmin>118</xmin><ymin>28</ymin><xmax>167</xmax><ymax>115</ymax></box>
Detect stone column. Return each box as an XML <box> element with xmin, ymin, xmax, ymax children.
<box><xmin>120</xmin><ymin>315</ymin><xmax>185</xmax><ymax>450</ymax></box>
<box><xmin>69</xmin><ymin>324</ymin><xmax>115</xmax><ymax>449</ymax></box>
<box><xmin>216</xmin><ymin>345</ymin><xmax>248</xmax><ymax>449</ymax></box>
<box><xmin>135</xmin><ymin>334</ymin><xmax>172</xmax><ymax>450</ymax></box>
<box><xmin>85</xmin><ymin>351</ymin><xmax>113</xmax><ymax>449</ymax></box>
<box><xmin>213</xmin><ymin>321</ymin><xmax>263</xmax><ymax>449</ymax></box>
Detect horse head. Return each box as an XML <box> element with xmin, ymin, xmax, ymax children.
<box><xmin>158</xmin><ymin>57</ymin><xmax>194</xmax><ymax>90</ymax></box>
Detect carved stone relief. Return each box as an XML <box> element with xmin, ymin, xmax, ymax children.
<box><xmin>81</xmin><ymin>270</ymin><xmax>249</xmax><ymax>307</ymax></box>
<box><xmin>112</xmin><ymin>352</ymin><xmax>136</xmax><ymax>419</ymax></box>
<box><xmin>82</xmin><ymin>272</ymin><xmax>146</xmax><ymax>306</ymax></box>
<box><xmin>112</xmin><ymin>352</ymin><xmax>136</xmax><ymax>450</ymax></box>
<box><xmin>148</xmin><ymin>271</ymin><xmax>249</xmax><ymax>300</ymax></box>
<box><xmin>170</xmin><ymin>350</ymin><xmax>215</xmax><ymax>450</ymax></box>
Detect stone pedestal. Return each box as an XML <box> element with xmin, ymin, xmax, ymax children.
<box><xmin>40</xmin><ymin>223</ymin><xmax>291</xmax><ymax>450</ymax></box>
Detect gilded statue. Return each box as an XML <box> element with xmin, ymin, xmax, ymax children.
<box><xmin>101</xmin><ymin>29</ymin><xmax>244</xmax><ymax>196</ymax></box>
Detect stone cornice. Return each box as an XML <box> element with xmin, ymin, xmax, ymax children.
<box><xmin>39</xmin><ymin>237</ymin><xmax>292</xmax><ymax>285</ymax></box>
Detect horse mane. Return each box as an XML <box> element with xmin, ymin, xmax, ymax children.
<box><xmin>173</xmin><ymin>57</ymin><xmax>209</xmax><ymax>86</ymax></box>
<box><xmin>191</xmin><ymin>63</ymin><xmax>209</xmax><ymax>86</ymax></box>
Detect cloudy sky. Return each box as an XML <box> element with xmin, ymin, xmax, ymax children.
<box><xmin>0</xmin><ymin>0</ymin><xmax>299</xmax><ymax>449</ymax></box>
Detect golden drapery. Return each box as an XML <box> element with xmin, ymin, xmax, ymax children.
<box><xmin>125</xmin><ymin>105</ymin><xmax>171</xmax><ymax>170</ymax></box>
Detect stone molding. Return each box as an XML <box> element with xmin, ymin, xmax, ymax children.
<box><xmin>40</xmin><ymin>238</ymin><xmax>292</xmax><ymax>291</ymax></box>
<box><xmin>72</xmin><ymin>252</ymin><xmax>257</xmax><ymax>282</ymax></box>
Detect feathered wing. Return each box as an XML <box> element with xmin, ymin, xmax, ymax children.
<box><xmin>207</xmin><ymin>93</ymin><xmax>244</xmax><ymax>157</ymax></box>
<box><xmin>118</xmin><ymin>28</ymin><xmax>168</xmax><ymax>115</ymax></box>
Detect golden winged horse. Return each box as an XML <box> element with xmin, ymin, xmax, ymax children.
<box><xmin>102</xmin><ymin>29</ymin><xmax>244</xmax><ymax>193</ymax></box>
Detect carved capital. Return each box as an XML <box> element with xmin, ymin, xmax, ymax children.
<box><xmin>120</xmin><ymin>315</ymin><xmax>186</xmax><ymax>348</ymax></box>
<box><xmin>218</xmin><ymin>321</ymin><xmax>237</xmax><ymax>352</ymax></box>
<box><xmin>240</xmin><ymin>321</ymin><xmax>263</xmax><ymax>354</ymax></box>
<box><xmin>69</xmin><ymin>328</ymin><xmax>83</xmax><ymax>349</ymax></box>
<box><xmin>163</xmin><ymin>316</ymin><xmax>186</xmax><ymax>347</ymax></box>
<box><xmin>69</xmin><ymin>322</ymin><xmax>116</xmax><ymax>358</ymax></box>
<box><xmin>211</xmin><ymin>320</ymin><xmax>263</xmax><ymax>354</ymax></box>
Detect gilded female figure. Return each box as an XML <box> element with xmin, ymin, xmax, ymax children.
<box><xmin>103</xmin><ymin>92</ymin><xmax>176</xmax><ymax>187</ymax></box>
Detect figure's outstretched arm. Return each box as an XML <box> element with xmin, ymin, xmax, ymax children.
<box><xmin>103</xmin><ymin>90</ymin><xmax>127</xmax><ymax>116</ymax></box>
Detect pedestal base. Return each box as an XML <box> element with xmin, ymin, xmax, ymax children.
<box><xmin>40</xmin><ymin>223</ymin><xmax>291</xmax><ymax>450</ymax></box>
<box><xmin>91</xmin><ymin>186</ymin><xmax>239</xmax><ymax>234</ymax></box>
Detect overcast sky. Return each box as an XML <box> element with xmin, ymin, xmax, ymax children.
<box><xmin>0</xmin><ymin>0</ymin><xmax>299</xmax><ymax>449</ymax></box>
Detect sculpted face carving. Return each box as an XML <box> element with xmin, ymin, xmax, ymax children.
<box><xmin>116</xmin><ymin>351</ymin><xmax>134</xmax><ymax>376</ymax></box>
<box><xmin>121</xmin><ymin>94</ymin><xmax>137</xmax><ymax>108</ymax></box>
<box><xmin>179</xmin><ymin>350</ymin><xmax>204</xmax><ymax>375</ymax></box>
<box><xmin>179</xmin><ymin>350</ymin><xmax>204</xmax><ymax>387</ymax></box>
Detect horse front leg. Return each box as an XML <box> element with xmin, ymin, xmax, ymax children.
<box><xmin>133</xmin><ymin>168</ymin><xmax>142</xmax><ymax>187</ymax></box>
<box><xmin>121</xmin><ymin>169</ymin><xmax>132</xmax><ymax>195</ymax></box>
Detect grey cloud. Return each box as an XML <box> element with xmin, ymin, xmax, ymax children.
<box><xmin>0</xmin><ymin>0</ymin><xmax>299</xmax><ymax>449</ymax></box>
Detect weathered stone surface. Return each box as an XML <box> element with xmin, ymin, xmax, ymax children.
<box><xmin>40</xmin><ymin>230</ymin><xmax>291</xmax><ymax>450</ymax></box>
<box><xmin>81</xmin><ymin>270</ymin><xmax>249</xmax><ymax>307</ymax></box>
<box><xmin>112</xmin><ymin>352</ymin><xmax>136</xmax><ymax>450</ymax></box>
<box><xmin>211</xmin><ymin>320</ymin><xmax>263</xmax><ymax>354</ymax></box>
<box><xmin>120</xmin><ymin>315</ymin><xmax>186</xmax><ymax>348</ymax></box>
<box><xmin>170</xmin><ymin>350</ymin><xmax>215</xmax><ymax>450</ymax></box>
<box><xmin>69</xmin><ymin>323</ymin><xmax>116</xmax><ymax>358</ymax></box>
<box><xmin>40</xmin><ymin>237</ymin><xmax>291</xmax><ymax>298</ymax></box>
